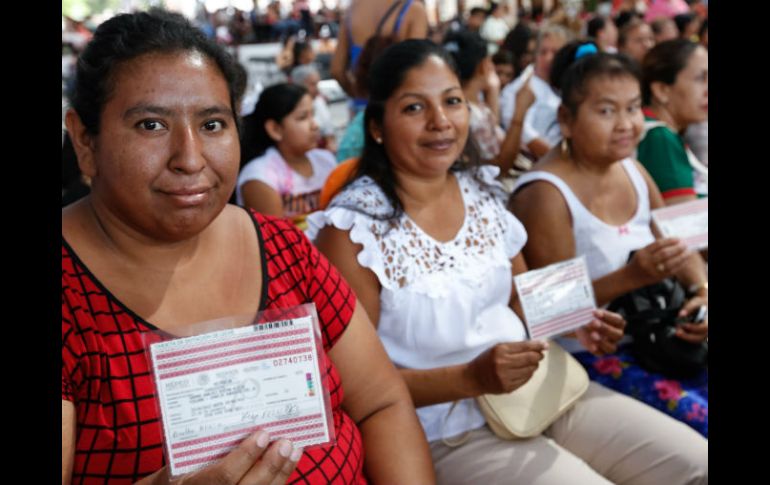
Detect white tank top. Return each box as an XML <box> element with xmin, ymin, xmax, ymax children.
<box><xmin>512</xmin><ymin>159</ymin><xmax>656</xmax><ymax>281</ymax></box>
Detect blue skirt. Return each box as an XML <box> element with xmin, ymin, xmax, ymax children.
<box><xmin>572</xmin><ymin>344</ymin><xmax>708</xmax><ymax>438</ymax></box>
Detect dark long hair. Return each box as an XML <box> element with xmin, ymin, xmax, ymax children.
<box><xmin>239</xmin><ymin>82</ymin><xmax>308</xmax><ymax>166</ymax></box>
<box><xmin>347</xmin><ymin>39</ymin><xmax>482</xmax><ymax>221</ymax></box>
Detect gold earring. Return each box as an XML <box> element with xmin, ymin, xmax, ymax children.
<box><xmin>375</xmin><ymin>137</ymin><xmax>383</xmax><ymax>144</ymax></box>
<box><xmin>561</xmin><ymin>138</ymin><xmax>570</xmax><ymax>158</ymax></box>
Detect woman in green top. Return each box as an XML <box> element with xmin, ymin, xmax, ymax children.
<box><xmin>637</xmin><ymin>39</ymin><xmax>708</xmax><ymax>205</ymax></box>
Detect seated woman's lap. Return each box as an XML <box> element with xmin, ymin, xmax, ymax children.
<box><xmin>429</xmin><ymin>382</ymin><xmax>707</xmax><ymax>485</ymax></box>
<box><xmin>546</xmin><ymin>382</ymin><xmax>707</xmax><ymax>484</ymax></box>
<box><xmin>430</xmin><ymin>425</ymin><xmax>614</xmax><ymax>485</ymax></box>
<box><xmin>573</xmin><ymin>345</ymin><xmax>708</xmax><ymax>438</ymax></box>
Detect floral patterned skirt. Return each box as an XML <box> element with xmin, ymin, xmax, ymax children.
<box><xmin>572</xmin><ymin>344</ymin><xmax>708</xmax><ymax>438</ymax></box>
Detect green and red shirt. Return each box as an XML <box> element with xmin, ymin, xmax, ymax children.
<box><xmin>637</xmin><ymin>110</ymin><xmax>708</xmax><ymax>200</ymax></box>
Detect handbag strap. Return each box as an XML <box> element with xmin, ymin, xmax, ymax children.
<box><xmin>440</xmin><ymin>400</ymin><xmax>473</xmax><ymax>448</ymax></box>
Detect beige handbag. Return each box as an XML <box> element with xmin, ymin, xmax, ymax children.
<box><xmin>476</xmin><ymin>341</ymin><xmax>589</xmax><ymax>439</ymax></box>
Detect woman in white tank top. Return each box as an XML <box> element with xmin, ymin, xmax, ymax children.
<box><xmin>510</xmin><ymin>46</ymin><xmax>709</xmax><ymax>437</ymax></box>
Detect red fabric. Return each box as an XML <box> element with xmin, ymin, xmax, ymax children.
<box><xmin>661</xmin><ymin>187</ymin><xmax>697</xmax><ymax>199</ymax></box>
<box><xmin>62</xmin><ymin>211</ymin><xmax>365</xmax><ymax>484</ymax></box>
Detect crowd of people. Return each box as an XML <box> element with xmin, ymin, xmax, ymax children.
<box><xmin>62</xmin><ymin>1</ymin><xmax>708</xmax><ymax>483</ymax></box>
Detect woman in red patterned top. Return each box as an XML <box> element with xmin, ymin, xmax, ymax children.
<box><xmin>61</xmin><ymin>9</ymin><xmax>435</xmax><ymax>485</ymax></box>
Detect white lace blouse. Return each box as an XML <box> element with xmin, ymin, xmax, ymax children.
<box><xmin>306</xmin><ymin>166</ymin><xmax>529</xmax><ymax>441</ymax></box>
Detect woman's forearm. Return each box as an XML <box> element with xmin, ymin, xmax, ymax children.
<box><xmin>399</xmin><ymin>365</ymin><xmax>478</xmax><ymax>408</ymax></box>
<box><xmin>485</xmin><ymin>87</ymin><xmax>501</xmax><ymax>125</ymax></box>
<box><xmin>493</xmin><ymin>118</ymin><xmax>525</xmax><ymax>174</ymax></box>
<box><xmin>675</xmin><ymin>252</ymin><xmax>708</xmax><ymax>291</ymax></box>
<box><xmin>593</xmin><ymin>265</ymin><xmax>644</xmax><ymax>307</ymax></box>
<box><xmin>594</xmin><ymin>251</ymin><xmax>706</xmax><ymax>307</ymax></box>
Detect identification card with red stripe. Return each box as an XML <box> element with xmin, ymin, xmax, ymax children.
<box><xmin>514</xmin><ymin>256</ymin><xmax>597</xmax><ymax>340</ymax></box>
<box><xmin>147</xmin><ymin>306</ymin><xmax>333</xmax><ymax>478</ymax></box>
<box><xmin>651</xmin><ymin>198</ymin><xmax>708</xmax><ymax>251</ymax></box>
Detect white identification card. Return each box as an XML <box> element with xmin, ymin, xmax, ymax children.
<box><xmin>514</xmin><ymin>256</ymin><xmax>597</xmax><ymax>340</ymax></box>
<box><xmin>651</xmin><ymin>198</ymin><xmax>708</xmax><ymax>251</ymax></box>
<box><xmin>149</xmin><ymin>312</ymin><xmax>332</xmax><ymax>477</ymax></box>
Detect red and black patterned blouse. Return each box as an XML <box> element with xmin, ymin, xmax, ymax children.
<box><xmin>62</xmin><ymin>211</ymin><xmax>366</xmax><ymax>484</ymax></box>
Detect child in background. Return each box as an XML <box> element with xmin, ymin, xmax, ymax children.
<box><xmin>291</xmin><ymin>64</ymin><xmax>338</xmax><ymax>152</ymax></box>
<box><xmin>238</xmin><ymin>83</ymin><xmax>336</xmax><ymax>230</ymax></box>
<box><xmin>443</xmin><ymin>30</ymin><xmax>536</xmax><ymax>174</ymax></box>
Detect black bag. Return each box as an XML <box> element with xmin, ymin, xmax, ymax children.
<box><xmin>607</xmin><ymin>277</ymin><xmax>708</xmax><ymax>379</ymax></box>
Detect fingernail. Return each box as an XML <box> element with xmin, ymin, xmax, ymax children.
<box><xmin>591</xmin><ymin>332</ymin><xmax>601</xmax><ymax>341</ymax></box>
<box><xmin>256</xmin><ymin>430</ymin><xmax>270</xmax><ymax>448</ymax></box>
<box><xmin>290</xmin><ymin>447</ymin><xmax>303</xmax><ymax>462</ymax></box>
<box><xmin>279</xmin><ymin>440</ymin><xmax>293</xmax><ymax>458</ymax></box>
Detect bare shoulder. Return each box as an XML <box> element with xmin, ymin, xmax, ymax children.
<box><xmin>632</xmin><ymin>159</ymin><xmax>656</xmax><ymax>187</ymax></box>
<box><xmin>510</xmin><ymin>154</ymin><xmax>576</xmax><ymax>215</ymax></box>
<box><xmin>314</xmin><ymin>223</ymin><xmax>382</xmax><ymax>325</ymax></box>
<box><xmin>407</xmin><ymin>0</ymin><xmax>428</xmax><ymax>20</ymax></box>
<box><xmin>509</xmin><ymin>178</ymin><xmax>569</xmax><ymax>222</ymax></box>
<box><xmin>509</xmin><ymin>164</ymin><xmax>578</xmax><ymax>264</ymax></box>
<box><xmin>403</xmin><ymin>1</ymin><xmax>428</xmax><ymax>38</ymax></box>
<box><xmin>209</xmin><ymin>205</ymin><xmax>261</xmax><ymax>247</ymax></box>
<box><xmin>631</xmin><ymin>159</ymin><xmax>666</xmax><ymax>209</ymax></box>
<box><xmin>315</xmin><ymin>224</ymin><xmax>364</xmax><ymax>261</ymax></box>
<box><xmin>314</xmin><ymin>224</ymin><xmax>378</xmax><ymax>290</ymax></box>
<box><xmin>218</xmin><ymin>203</ymin><xmax>254</xmax><ymax>229</ymax></box>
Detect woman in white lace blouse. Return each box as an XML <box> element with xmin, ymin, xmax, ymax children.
<box><xmin>307</xmin><ymin>39</ymin><xmax>707</xmax><ymax>484</ymax></box>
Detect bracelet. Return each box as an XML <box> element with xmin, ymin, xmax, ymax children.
<box><xmin>688</xmin><ymin>281</ymin><xmax>708</xmax><ymax>295</ymax></box>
